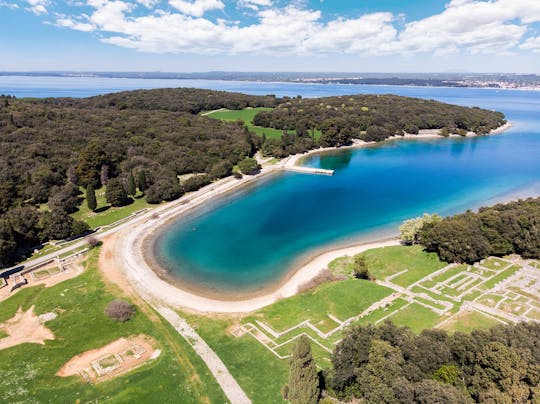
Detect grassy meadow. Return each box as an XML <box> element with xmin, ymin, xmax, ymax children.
<box><xmin>206</xmin><ymin>107</ymin><xmax>322</xmax><ymax>140</ymax></box>
<box><xmin>0</xmin><ymin>249</ymin><xmax>225</xmax><ymax>403</ymax></box>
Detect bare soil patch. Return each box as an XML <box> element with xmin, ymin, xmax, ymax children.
<box><xmin>0</xmin><ymin>306</ymin><xmax>55</xmax><ymax>351</ymax></box>
<box><xmin>56</xmin><ymin>334</ymin><xmax>159</xmax><ymax>383</ymax></box>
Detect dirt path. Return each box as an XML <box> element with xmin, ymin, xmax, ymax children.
<box><xmin>0</xmin><ymin>306</ymin><xmax>55</xmax><ymax>351</ymax></box>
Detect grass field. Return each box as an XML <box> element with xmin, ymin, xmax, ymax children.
<box><xmin>440</xmin><ymin>310</ymin><xmax>503</xmax><ymax>333</ymax></box>
<box><xmin>71</xmin><ymin>187</ymin><xmax>153</xmax><ymax>229</ymax></box>
<box><xmin>183</xmin><ymin>313</ymin><xmax>288</xmax><ymax>403</ymax></box>
<box><xmin>206</xmin><ymin>108</ymin><xmax>321</xmax><ymax>140</ymax></box>
<box><xmin>0</xmin><ymin>249</ymin><xmax>226</xmax><ymax>403</ymax></box>
<box><xmin>385</xmin><ymin>303</ymin><xmax>442</xmax><ymax>333</ymax></box>
<box><xmin>360</xmin><ymin>245</ymin><xmax>448</xmax><ymax>287</ymax></box>
<box><xmin>252</xmin><ymin>279</ymin><xmax>393</xmax><ymax>333</ymax></box>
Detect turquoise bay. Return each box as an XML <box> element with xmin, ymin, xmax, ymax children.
<box><xmin>151</xmin><ymin>85</ymin><xmax>540</xmax><ymax>295</ymax></box>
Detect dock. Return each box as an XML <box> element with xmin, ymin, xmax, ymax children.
<box><xmin>283</xmin><ymin>166</ymin><xmax>334</xmax><ymax>175</ymax></box>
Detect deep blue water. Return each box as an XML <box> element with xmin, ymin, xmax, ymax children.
<box><xmin>2</xmin><ymin>76</ymin><xmax>539</xmax><ymax>294</ymax></box>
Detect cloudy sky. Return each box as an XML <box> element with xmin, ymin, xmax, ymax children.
<box><xmin>1</xmin><ymin>0</ymin><xmax>540</xmax><ymax>72</ymax></box>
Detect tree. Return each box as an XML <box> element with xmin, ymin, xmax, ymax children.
<box><xmin>137</xmin><ymin>170</ymin><xmax>147</xmax><ymax>193</ymax></box>
<box><xmin>74</xmin><ymin>142</ymin><xmax>108</xmax><ymax>188</ymax></box>
<box><xmin>284</xmin><ymin>335</ymin><xmax>319</xmax><ymax>404</ymax></box>
<box><xmin>105</xmin><ymin>178</ymin><xmax>129</xmax><ymax>207</ymax></box>
<box><xmin>352</xmin><ymin>255</ymin><xmax>372</xmax><ymax>280</ymax></box>
<box><xmin>86</xmin><ymin>183</ymin><xmax>97</xmax><ymax>211</ymax></box>
<box><xmin>237</xmin><ymin>157</ymin><xmax>261</xmax><ymax>175</ymax></box>
<box><xmin>399</xmin><ymin>213</ymin><xmax>442</xmax><ymax>244</ymax></box>
<box><xmin>127</xmin><ymin>172</ymin><xmax>136</xmax><ymax>196</ymax></box>
<box><xmin>356</xmin><ymin>339</ymin><xmax>404</xmax><ymax>403</ymax></box>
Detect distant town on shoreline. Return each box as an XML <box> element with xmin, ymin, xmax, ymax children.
<box><xmin>1</xmin><ymin>71</ymin><xmax>540</xmax><ymax>91</ymax></box>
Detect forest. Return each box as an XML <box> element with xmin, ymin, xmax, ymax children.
<box><xmin>418</xmin><ymin>197</ymin><xmax>540</xmax><ymax>263</ymax></box>
<box><xmin>253</xmin><ymin>94</ymin><xmax>505</xmax><ymax>146</ymax></box>
<box><xmin>0</xmin><ymin>89</ymin><xmax>506</xmax><ymax>267</ymax></box>
<box><xmin>322</xmin><ymin>321</ymin><xmax>540</xmax><ymax>403</ymax></box>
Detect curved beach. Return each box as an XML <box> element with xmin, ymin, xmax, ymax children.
<box><xmin>113</xmin><ymin>122</ymin><xmax>512</xmax><ymax>313</ymax></box>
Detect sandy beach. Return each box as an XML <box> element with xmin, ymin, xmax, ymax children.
<box><xmin>110</xmin><ymin>121</ymin><xmax>512</xmax><ymax>313</ymax></box>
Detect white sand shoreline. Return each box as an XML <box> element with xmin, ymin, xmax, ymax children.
<box><xmin>113</xmin><ymin>120</ymin><xmax>512</xmax><ymax>313</ymax></box>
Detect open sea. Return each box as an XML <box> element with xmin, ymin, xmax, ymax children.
<box><xmin>3</xmin><ymin>76</ymin><xmax>539</xmax><ymax>294</ymax></box>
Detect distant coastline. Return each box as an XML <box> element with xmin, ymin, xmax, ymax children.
<box><xmin>1</xmin><ymin>72</ymin><xmax>539</xmax><ymax>91</ymax></box>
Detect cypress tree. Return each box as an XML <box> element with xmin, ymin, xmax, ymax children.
<box><xmin>86</xmin><ymin>184</ymin><xmax>97</xmax><ymax>211</ymax></box>
<box><xmin>127</xmin><ymin>172</ymin><xmax>136</xmax><ymax>196</ymax></box>
<box><xmin>138</xmin><ymin>170</ymin><xmax>147</xmax><ymax>193</ymax></box>
<box><xmin>284</xmin><ymin>335</ymin><xmax>319</xmax><ymax>404</ymax></box>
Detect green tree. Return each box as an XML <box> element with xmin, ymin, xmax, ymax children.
<box><xmin>237</xmin><ymin>157</ymin><xmax>261</xmax><ymax>175</ymax></box>
<box><xmin>284</xmin><ymin>335</ymin><xmax>319</xmax><ymax>404</ymax></box>
<box><xmin>356</xmin><ymin>339</ymin><xmax>404</xmax><ymax>403</ymax></box>
<box><xmin>74</xmin><ymin>142</ymin><xmax>108</xmax><ymax>188</ymax></box>
<box><xmin>86</xmin><ymin>183</ymin><xmax>97</xmax><ymax>211</ymax></box>
<box><xmin>399</xmin><ymin>213</ymin><xmax>442</xmax><ymax>244</ymax></box>
<box><xmin>138</xmin><ymin>170</ymin><xmax>147</xmax><ymax>193</ymax></box>
<box><xmin>127</xmin><ymin>172</ymin><xmax>136</xmax><ymax>196</ymax></box>
<box><xmin>105</xmin><ymin>178</ymin><xmax>129</xmax><ymax>207</ymax></box>
<box><xmin>353</xmin><ymin>255</ymin><xmax>372</xmax><ymax>280</ymax></box>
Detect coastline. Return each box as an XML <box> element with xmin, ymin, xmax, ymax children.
<box><xmin>113</xmin><ymin>120</ymin><xmax>513</xmax><ymax>313</ymax></box>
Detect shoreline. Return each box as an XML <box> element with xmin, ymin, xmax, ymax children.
<box><xmin>114</xmin><ymin>120</ymin><xmax>513</xmax><ymax>313</ymax></box>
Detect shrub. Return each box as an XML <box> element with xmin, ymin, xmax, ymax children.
<box><xmin>87</xmin><ymin>236</ymin><xmax>102</xmax><ymax>248</ymax></box>
<box><xmin>237</xmin><ymin>157</ymin><xmax>261</xmax><ymax>175</ymax></box>
<box><xmin>105</xmin><ymin>300</ymin><xmax>136</xmax><ymax>322</ymax></box>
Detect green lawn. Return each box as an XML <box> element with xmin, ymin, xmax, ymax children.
<box><xmin>206</xmin><ymin>108</ymin><xmax>321</xmax><ymax>140</ymax></box>
<box><xmin>481</xmin><ymin>257</ymin><xmax>510</xmax><ymax>271</ymax></box>
<box><xmin>252</xmin><ymin>279</ymin><xmax>393</xmax><ymax>333</ymax></box>
<box><xmin>71</xmin><ymin>187</ymin><xmax>154</xmax><ymax>229</ymax></box>
<box><xmin>183</xmin><ymin>313</ymin><xmax>288</xmax><ymax>403</ymax></box>
<box><xmin>385</xmin><ymin>303</ymin><xmax>442</xmax><ymax>333</ymax></box>
<box><xmin>0</xmin><ymin>249</ymin><xmax>226</xmax><ymax>403</ymax></box>
<box><xmin>478</xmin><ymin>265</ymin><xmax>521</xmax><ymax>290</ymax></box>
<box><xmin>441</xmin><ymin>310</ymin><xmax>502</xmax><ymax>333</ymax></box>
<box><xmin>362</xmin><ymin>245</ymin><xmax>448</xmax><ymax>287</ymax></box>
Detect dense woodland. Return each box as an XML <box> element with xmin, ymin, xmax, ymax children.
<box><xmin>418</xmin><ymin>198</ymin><xmax>540</xmax><ymax>263</ymax></box>
<box><xmin>254</xmin><ymin>94</ymin><xmax>505</xmax><ymax>147</ymax></box>
<box><xmin>0</xmin><ymin>89</ymin><xmax>506</xmax><ymax>267</ymax></box>
<box><xmin>323</xmin><ymin>321</ymin><xmax>540</xmax><ymax>403</ymax></box>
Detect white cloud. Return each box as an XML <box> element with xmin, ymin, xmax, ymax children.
<box><xmin>520</xmin><ymin>36</ymin><xmax>540</xmax><ymax>52</ymax></box>
<box><xmin>26</xmin><ymin>0</ymin><xmax>49</xmax><ymax>15</ymax></box>
<box><xmin>0</xmin><ymin>1</ymin><xmax>19</xmax><ymax>10</ymax></box>
<box><xmin>169</xmin><ymin>0</ymin><xmax>225</xmax><ymax>17</ymax></box>
<box><xmin>17</xmin><ymin>0</ymin><xmax>540</xmax><ymax>57</ymax></box>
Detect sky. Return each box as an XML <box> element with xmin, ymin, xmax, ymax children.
<box><xmin>1</xmin><ymin>0</ymin><xmax>540</xmax><ymax>72</ymax></box>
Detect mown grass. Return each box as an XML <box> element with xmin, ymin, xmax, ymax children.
<box><xmin>182</xmin><ymin>313</ymin><xmax>288</xmax><ymax>403</ymax></box>
<box><xmin>71</xmin><ymin>187</ymin><xmax>153</xmax><ymax>229</ymax></box>
<box><xmin>441</xmin><ymin>310</ymin><xmax>502</xmax><ymax>333</ymax></box>
<box><xmin>252</xmin><ymin>279</ymin><xmax>393</xmax><ymax>333</ymax></box>
<box><xmin>206</xmin><ymin>108</ymin><xmax>322</xmax><ymax>140</ymax></box>
<box><xmin>0</xmin><ymin>249</ymin><xmax>226</xmax><ymax>403</ymax></box>
<box><xmin>385</xmin><ymin>303</ymin><xmax>442</xmax><ymax>333</ymax></box>
<box><xmin>361</xmin><ymin>245</ymin><xmax>448</xmax><ymax>287</ymax></box>
<box><xmin>478</xmin><ymin>265</ymin><xmax>521</xmax><ymax>290</ymax></box>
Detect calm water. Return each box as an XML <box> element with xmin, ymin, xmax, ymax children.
<box><xmin>3</xmin><ymin>76</ymin><xmax>539</xmax><ymax>294</ymax></box>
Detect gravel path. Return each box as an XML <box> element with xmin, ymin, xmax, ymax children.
<box><xmin>156</xmin><ymin>306</ymin><xmax>252</xmax><ymax>404</ymax></box>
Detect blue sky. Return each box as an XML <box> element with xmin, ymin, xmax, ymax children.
<box><xmin>1</xmin><ymin>0</ymin><xmax>539</xmax><ymax>72</ymax></box>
